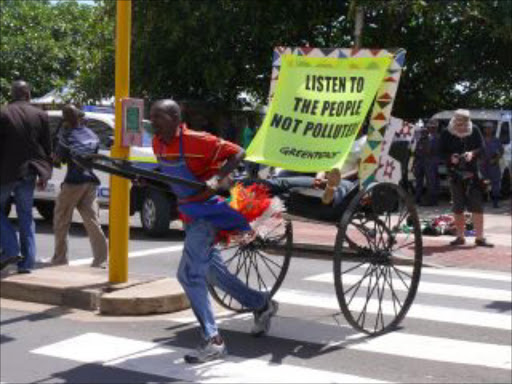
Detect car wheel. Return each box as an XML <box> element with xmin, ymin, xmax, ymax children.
<box><xmin>140</xmin><ymin>190</ymin><xmax>171</xmax><ymax>237</ymax></box>
<box><xmin>35</xmin><ymin>201</ymin><xmax>55</xmax><ymax>221</ymax></box>
<box><xmin>501</xmin><ymin>169</ymin><xmax>511</xmax><ymax>197</ymax></box>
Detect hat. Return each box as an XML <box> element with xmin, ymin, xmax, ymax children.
<box><xmin>454</xmin><ymin>109</ymin><xmax>470</xmax><ymax>118</ymax></box>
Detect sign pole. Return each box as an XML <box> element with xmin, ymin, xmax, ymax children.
<box><xmin>109</xmin><ymin>0</ymin><xmax>131</xmax><ymax>283</ymax></box>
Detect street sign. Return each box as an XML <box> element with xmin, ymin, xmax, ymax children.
<box><xmin>121</xmin><ymin>98</ymin><xmax>143</xmax><ymax>147</ymax></box>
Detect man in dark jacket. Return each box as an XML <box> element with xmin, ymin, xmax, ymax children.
<box><xmin>440</xmin><ymin>109</ymin><xmax>492</xmax><ymax>247</ymax></box>
<box><xmin>0</xmin><ymin>81</ymin><xmax>52</xmax><ymax>273</ymax></box>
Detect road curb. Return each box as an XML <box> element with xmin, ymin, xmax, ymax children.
<box><xmin>0</xmin><ymin>265</ymin><xmax>190</xmax><ymax>315</ymax></box>
<box><xmin>100</xmin><ymin>277</ymin><xmax>190</xmax><ymax>315</ymax></box>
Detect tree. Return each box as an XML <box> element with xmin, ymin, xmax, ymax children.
<box><xmin>3</xmin><ymin>0</ymin><xmax>509</xmax><ymax>119</ymax></box>
<box><xmin>0</xmin><ymin>0</ymin><xmax>114</xmax><ymax>104</ymax></box>
<box><xmin>126</xmin><ymin>0</ymin><xmax>350</xmax><ymax>107</ymax></box>
<box><xmin>352</xmin><ymin>0</ymin><xmax>512</xmax><ymax>118</ymax></box>
<box><xmin>123</xmin><ymin>0</ymin><xmax>512</xmax><ymax>117</ymax></box>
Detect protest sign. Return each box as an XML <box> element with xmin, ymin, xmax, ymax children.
<box><xmin>246</xmin><ymin>54</ymin><xmax>392</xmax><ymax>172</ymax></box>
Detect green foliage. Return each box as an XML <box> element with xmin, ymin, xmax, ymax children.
<box><xmin>2</xmin><ymin>0</ymin><xmax>510</xmax><ymax>119</ymax></box>
<box><xmin>354</xmin><ymin>0</ymin><xmax>512</xmax><ymax>117</ymax></box>
<box><xmin>127</xmin><ymin>0</ymin><xmax>349</xmax><ymax>107</ymax></box>
<box><xmin>0</xmin><ymin>0</ymin><xmax>114</xmax><ymax>104</ymax></box>
<box><xmin>126</xmin><ymin>0</ymin><xmax>512</xmax><ymax>117</ymax></box>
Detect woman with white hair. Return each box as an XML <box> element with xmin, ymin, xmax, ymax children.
<box><xmin>439</xmin><ymin>109</ymin><xmax>493</xmax><ymax>247</ymax></box>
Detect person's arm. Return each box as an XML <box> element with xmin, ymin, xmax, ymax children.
<box><xmin>37</xmin><ymin>112</ymin><xmax>52</xmax><ymax>189</ymax></box>
<box><xmin>465</xmin><ymin>128</ymin><xmax>485</xmax><ymax>162</ymax></box>
<box><xmin>218</xmin><ymin>148</ymin><xmax>245</xmax><ymax>180</ymax></box>
<box><xmin>40</xmin><ymin>112</ymin><xmax>52</xmax><ymax>160</ymax></box>
<box><xmin>340</xmin><ymin>168</ymin><xmax>358</xmax><ymax>180</ymax></box>
<box><xmin>205</xmin><ymin>139</ymin><xmax>245</xmax><ymax>190</ymax></box>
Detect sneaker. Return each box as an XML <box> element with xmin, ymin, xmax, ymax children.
<box><xmin>251</xmin><ymin>300</ymin><xmax>279</xmax><ymax>337</ymax></box>
<box><xmin>475</xmin><ymin>238</ymin><xmax>494</xmax><ymax>248</ymax></box>
<box><xmin>90</xmin><ymin>261</ymin><xmax>107</xmax><ymax>269</ymax></box>
<box><xmin>184</xmin><ymin>337</ymin><xmax>227</xmax><ymax>364</ymax></box>
<box><xmin>0</xmin><ymin>255</ymin><xmax>23</xmax><ymax>271</ymax></box>
<box><xmin>449</xmin><ymin>237</ymin><xmax>465</xmax><ymax>246</ymax></box>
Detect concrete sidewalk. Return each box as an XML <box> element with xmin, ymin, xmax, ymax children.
<box><xmin>0</xmin><ymin>265</ymin><xmax>189</xmax><ymax>315</ymax></box>
<box><xmin>292</xmin><ymin>199</ymin><xmax>511</xmax><ymax>272</ymax></box>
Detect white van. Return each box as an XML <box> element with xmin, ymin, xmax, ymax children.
<box><xmin>428</xmin><ymin>110</ymin><xmax>512</xmax><ymax>195</ymax></box>
<box><xmin>29</xmin><ymin>111</ymin><xmax>179</xmax><ymax>236</ymax></box>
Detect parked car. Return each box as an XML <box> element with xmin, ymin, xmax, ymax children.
<box><xmin>409</xmin><ymin>109</ymin><xmax>512</xmax><ymax>196</ymax></box>
<box><xmin>29</xmin><ymin>111</ymin><xmax>179</xmax><ymax>237</ymax></box>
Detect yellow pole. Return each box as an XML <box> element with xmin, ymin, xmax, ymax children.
<box><xmin>109</xmin><ymin>0</ymin><xmax>131</xmax><ymax>283</ymax></box>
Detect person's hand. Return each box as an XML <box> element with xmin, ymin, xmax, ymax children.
<box><xmin>36</xmin><ymin>178</ymin><xmax>48</xmax><ymax>191</ymax></box>
<box><xmin>205</xmin><ymin>175</ymin><xmax>221</xmax><ymax>191</ymax></box>
<box><xmin>451</xmin><ymin>154</ymin><xmax>460</xmax><ymax>165</ymax></box>
<box><xmin>218</xmin><ymin>174</ymin><xmax>234</xmax><ymax>190</ymax></box>
<box><xmin>463</xmin><ymin>151</ymin><xmax>474</xmax><ymax>162</ymax></box>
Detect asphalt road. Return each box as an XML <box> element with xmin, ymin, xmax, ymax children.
<box><xmin>1</xmin><ymin>209</ymin><xmax>511</xmax><ymax>383</ymax></box>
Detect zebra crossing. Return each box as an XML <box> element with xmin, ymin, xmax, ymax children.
<box><xmin>29</xmin><ymin>266</ymin><xmax>512</xmax><ymax>383</ymax></box>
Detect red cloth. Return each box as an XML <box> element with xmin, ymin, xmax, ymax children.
<box><xmin>152</xmin><ymin>124</ymin><xmax>241</xmax><ymax>181</ymax></box>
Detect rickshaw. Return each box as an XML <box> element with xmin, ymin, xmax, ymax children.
<box><xmin>74</xmin><ymin>146</ymin><xmax>422</xmax><ymax>337</ymax></box>
<box><xmin>74</xmin><ymin>47</ymin><xmax>423</xmax><ymax>337</ymax></box>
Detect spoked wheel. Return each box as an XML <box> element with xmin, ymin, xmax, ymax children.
<box><xmin>334</xmin><ymin>182</ymin><xmax>422</xmax><ymax>336</ymax></box>
<box><xmin>208</xmin><ymin>219</ymin><xmax>293</xmax><ymax>313</ymax></box>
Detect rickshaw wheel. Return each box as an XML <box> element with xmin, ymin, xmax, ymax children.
<box><xmin>334</xmin><ymin>182</ymin><xmax>422</xmax><ymax>336</ymax></box>
<box><xmin>208</xmin><ymin>219</ymin><xmax>293</xmax><ymax>313</ymax></box>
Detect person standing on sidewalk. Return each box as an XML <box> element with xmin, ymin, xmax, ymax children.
<box><xmin>150</xmin><ymin>99</ymin><xmax>278</xmax><ymax>364</ymax></box>
<box><xmin>424</xmin><ymin>119</ymin><xmax>441</xmax><ymax>206</ymax></box>
<box><xmin>440</xmin><ymin>109</ymin><xmax>493</xmax><ymax>247</ymax></box>
<box><xmin>51</xmin><ymin>105</ymin><xmax>107</xmax><ymax>268</ymax></box>
<box><xmin>414</xmin><ymin>121</ymin><xmax>440</xmax><ymax>206</ymax></box>
<box><xmin>0</xmin><ymin>81</ymin><xmax>52</xmax><ymax>273</ymax></box>
<box><xmin>480</xmin><ymin>121</ymin><xmax>503</xmax><ymax>208</ymax></box>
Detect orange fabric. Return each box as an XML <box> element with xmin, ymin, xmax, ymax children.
<box><xmin>152</xmin><ymin>124</ymin><xmax>241</xmax><ymax>181</ymax></box>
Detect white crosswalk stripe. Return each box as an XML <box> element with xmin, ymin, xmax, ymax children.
<box><xmin>305</xmin><ymin>272</ymin><xmax>512</xmax><ymax>301</ymax></box>
<box><xmin>32</xmin><ymin>333</ymin><xmax>386</xmax><ymax>383</ymax></box>
<box><xmin>28</xmin><ymin>265</ymin><xmax>512</xmax><ymax>383</ymax></box>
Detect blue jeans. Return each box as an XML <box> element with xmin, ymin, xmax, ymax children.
<box><xmin>177</xmin><ymin>219</ymin><xmax>267</xmax><ymax>340</ymax></box>
<box><xmin>0</xmin><ymin>175</ymin><xmax>37</xmax><ymax>270</ymax></box>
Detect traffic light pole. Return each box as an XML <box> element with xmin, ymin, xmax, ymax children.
<box><xmin>109</xmin><ymin>0</ymin><xmax>132</xmax><ymax>283</ymax></box>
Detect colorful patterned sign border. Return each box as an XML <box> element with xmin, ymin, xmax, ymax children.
<box><xmin>269</xmin><ymin>47</ymin><xmax>406</xmax><ymax>187</ymax></box>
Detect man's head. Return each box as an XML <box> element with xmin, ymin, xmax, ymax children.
<box><xmin>426</xmin><ymin>119</ymin><xmax>439</xmax><ymax>134</ymax></box>
<box><xmin>62</xmin><ymin>104</ymin><xmax>84</xmax><ymax>129</ymax></box>
<box><xmin>150</xmin><ymin>99</ymin><xmax>181</xmax><ymax>139</ymax></box>
<box><xmin>483</xmin><ymin>121</ymin><xmax>496</xmax><ymax>137</ymax></box>
<box><xmin>11</xmin><ymin>80</ymin><xmax>31</xmax><ymax>102</ymax></box>
<box><xmin>452</xmin><ymin>109</ymin><xmax>471</xmax><ymax>134</ymax></box>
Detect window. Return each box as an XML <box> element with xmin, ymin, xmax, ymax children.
<box><xmin>85</xmin><ymin>119</ymin><xmax>113</xmax><ymax>150</ymax></box>
<box><xmin>500</xmin><ymin>122</ymin><xmax>510</xmax><ymax>145</ymax></box>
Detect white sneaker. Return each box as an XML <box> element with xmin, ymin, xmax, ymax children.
<box><xmin>251</xmin><ymin>300</ymin><xmax>279</xmax><ymax>337</ymax></box>
<box><xmin>184</xmin><ymin>337</ymin><xmax>227</xmax><ymax>364</ymax></box>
